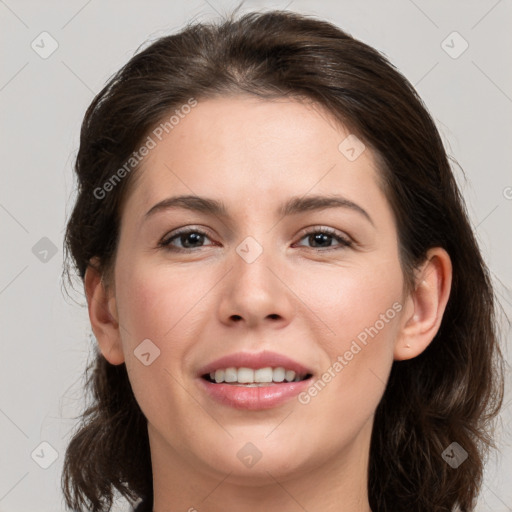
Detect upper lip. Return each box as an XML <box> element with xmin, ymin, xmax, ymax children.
<box><xmin>198</xmin><ymin>350</ymin><xmax>313</xmax><ymax>377</ymax></box>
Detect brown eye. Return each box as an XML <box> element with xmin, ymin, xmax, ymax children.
<box><xmin>159</xmin><ymin>228</ymin><xmax>214</xmax><ymax>251</ymax></box>
<box><xmin>295</xmin><ymin>228</ymin><xmax>352</xmax><ymax>250</ymax></box>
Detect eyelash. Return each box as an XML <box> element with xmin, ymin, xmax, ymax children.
<box><xmin>158</xmin><ymin>226</ymin><xmax>353</xmax><ymax>253</ymax></box>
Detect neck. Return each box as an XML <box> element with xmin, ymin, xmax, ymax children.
<box><xmin>148</xmin><ymin>420</ymin><xmax>373</xmax><ymax>512</ymax></box>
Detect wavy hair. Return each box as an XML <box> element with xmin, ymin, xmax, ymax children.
<box><xmin>62</xmin><ymin>9</ymin><xmax>504</xmax><ymax>512</ymax></box>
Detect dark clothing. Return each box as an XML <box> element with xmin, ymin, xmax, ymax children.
<box><xmin>133</xmin><ymin>498</ymin><xmax>151</xmax><ymax>511</ymax></box>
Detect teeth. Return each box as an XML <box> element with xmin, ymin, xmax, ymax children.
<box><xmin>224</xmin><ymin>367</ymin><xmax>237</xmax><ymax>382</ymax></box>
<box><xmin>273</xmin><ymin>367</ymin><xmax>285</xmax><ymax>382</ymax></box>
<box><xmin>285</xmin><ymin>370</ymin><xmax>296</xmax><ymax>382</ymax></box>
<box><xmin>237</xmin><ymin>367</ymin><xmax>254</xmax><ymax>383</ymax></box>
<box><xmin>254</xmin><ymin>367</ymin><xmax>273</xmax><ymax>382</ymax></box>
<box><xmin>207</xmin><ymin>367</ymin><xmax>304</xmax><ymax>384</ymax></box>
<box><xmin>214</xmin><ymin>369</ymin><xmax>225</xmax><ymax>383</ymax></box>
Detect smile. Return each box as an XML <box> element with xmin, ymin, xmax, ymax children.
<box><xmin>197</xmin><ymin>351</ymin><xmax>314</xmax><ymax>409</ymax></box>
<box><xmin>204</xmin><ymin>366</ymin><xmax>310</xmax><ymax>385</ymax></box>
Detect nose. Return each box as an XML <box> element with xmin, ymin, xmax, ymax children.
<box><xmin>217</xmin><ymin>240</ymin><xmax>295</xmax><ymax>329</ymax></box>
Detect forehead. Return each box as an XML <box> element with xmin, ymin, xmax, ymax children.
<box><xmin>122</xmin><ymin>95</ymin><xmax>384</xmax><ymax>218</ymax></box>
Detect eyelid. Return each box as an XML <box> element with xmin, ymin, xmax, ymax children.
<box><xmin>297</xmin><ymin>225</ymin><xmax>351</xmax><ymax>240</ymax></box>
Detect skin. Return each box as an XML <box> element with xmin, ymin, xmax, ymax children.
<box><xmin>85</xmin><ymin>95</ymin><xmax>452</xmax><ymax>512</ymax></box>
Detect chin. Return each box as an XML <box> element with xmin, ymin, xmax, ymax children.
<box><xmin>191</xmin><ymin>436</ymin><xmax>320</xmax><ymax>485</ymax></box>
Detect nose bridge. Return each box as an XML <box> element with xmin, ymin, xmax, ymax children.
<box><xmin>232</xmin><ymin>233</ymin><xmax>278</xmax><ymax>299</ymax></box>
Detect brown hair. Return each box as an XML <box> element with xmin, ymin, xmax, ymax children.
<box><xmin>62</xmin><ymin>8</ymin><xmax>504</xmax><ymax>512</ymax></box>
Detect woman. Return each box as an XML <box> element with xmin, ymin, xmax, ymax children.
<box><xmin>61</xmin><ymin>9</ymin><xmax>504</xmax><ymax>512</ymax></box>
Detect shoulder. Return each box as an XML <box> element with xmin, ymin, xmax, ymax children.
<box><xmin>132</xmin><ymin>499</ymin><xmax>151</xmax><ymax>512</ymax></box>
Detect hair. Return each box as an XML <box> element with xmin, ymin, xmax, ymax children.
<box><xmin>61</xmin><ymin>8</ymin><xmax>504</xmax><ymax>512</ymax></box>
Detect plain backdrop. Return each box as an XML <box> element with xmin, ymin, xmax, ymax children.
<box><xmin>1</xmin><ymin>1</ymin><xmax>511</xmax><ymax>511</ymax></box>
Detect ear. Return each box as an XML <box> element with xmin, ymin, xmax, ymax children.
<box><xmin>394</xmin><ymin>247</ymin><xmax>452</xmax><ymax>361</ymax></box>
<box><xmin>84</xmin><ymin>258</ymin><xmax>125</xmax><ymax>365</ymax></box>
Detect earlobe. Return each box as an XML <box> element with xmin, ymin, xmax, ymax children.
<box><xmin>394</xmin><ymin>248</ymin><xmax>452</xmax><ymax>361</ymax></box>
<box><xmin>84</xmin><ymin>260</ymin><xmax>125</xmax><ymax>365</ymax></box>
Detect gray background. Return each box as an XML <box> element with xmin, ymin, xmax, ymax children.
<box><xmin>1</xmin><ymin>0</ymin><xmax>511</xmax><ymax>511</ymax></box>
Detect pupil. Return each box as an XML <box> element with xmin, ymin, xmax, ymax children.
<box><xmin>311</xmin><ymin>233</ymin><xmax>330</xmax><ymax>247</ymax></box>
<box><xmin>182</xmin><ymin>233</ymin><xmax>203</xmax><ymax>248</ymax></box>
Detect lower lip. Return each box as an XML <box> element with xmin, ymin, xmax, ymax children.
<box><xmin>198</xmin><ymin>378</ymin><xmax>312</xmax><ymax>410</ymax></box>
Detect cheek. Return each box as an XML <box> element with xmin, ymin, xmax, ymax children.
<box><xmin>294</xmin><ymin>255</ymin><xmax>403</xmax><ymax>425</ymax></box>
<box><xmin>295</xmin><ymin>253</ymin><xmax>404</xmax><ymax>346</ymax></box>
<box><xmin>113</xmin><ymin>263</ymin><xmax>199</xmax><ymax>422</ymax></box>
<box><xmin>115</xmin><ymin>260</ymin><xmax>207</xmax><ymax>344</ymax></box>
<box><xmin>116</xmin><ymin>272</ymin><xmax>165</xmax><ymax>344</ymax></box>
<box><xmin>113</xmin><ymin>259</ymin><xmax>219</xmax><ymax>398</ymax></box>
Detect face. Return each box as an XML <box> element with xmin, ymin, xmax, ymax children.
<box><xmin>106</xmin><ymin>95</ymin><xmax>408</xmax><ymax>484</ymax></box>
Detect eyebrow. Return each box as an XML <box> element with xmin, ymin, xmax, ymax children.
<box><xmin>144</xmin><ymin>194</ymin><xmax>374</xmax><ymax>226</ymax></box>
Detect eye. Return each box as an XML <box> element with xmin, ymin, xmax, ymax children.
<box><xmin>158</xmin><ymin>228</ymin><xmax>215</xmax><ymax>252</ymax></box>
<box><xmin>158</xmin><ymin>226</ymin><xmax>353</xmax><ymax>253</ymax></box>
<box><xmin>294</xmin><ymin>227</ymin><xmax>353</xmax><ymax>251</ymax></box>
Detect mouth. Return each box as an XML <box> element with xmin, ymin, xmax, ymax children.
<box><xmin>197</xmin><ymin>351</ymin><xmax>314</xmax><ymax>410</ymax></box>
<box><xmin>201</xmin><ymin>367</ymin><xmax>312</xmax><ymax>386</ymax></box>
